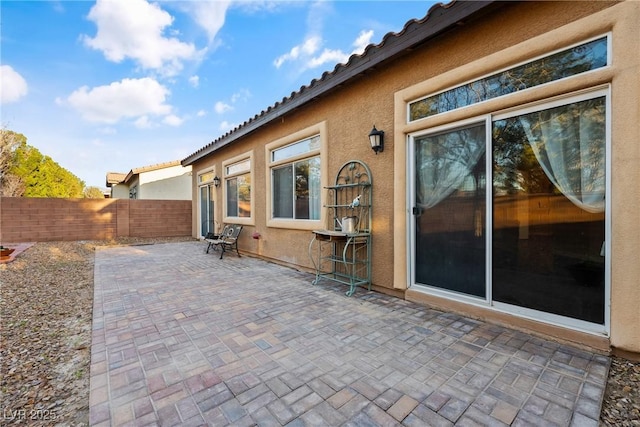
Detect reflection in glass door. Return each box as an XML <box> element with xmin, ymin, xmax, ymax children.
<box><xmin>199</xmin><ymin>185</ymin><xmax>215</xmax><ymax>237</ymax></box>
<box><xmin>411</xmin><ymin>93</ymin><xmax>606</xmax><ymax>327</ymax></box>
<box><xmin>492</xmin><ymin>97</ymin><xmax>606</xmax><ymax>323</ymax></box>
<box><xmin>413</xmin><ymin>123</ymin><xmax>486</xmax><ymax>297</ymax></box>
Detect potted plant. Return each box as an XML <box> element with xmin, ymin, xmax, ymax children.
<box><xmin>0</xmin><ymin>246</ymin><xmax>15</xmax><ymax>257</ymax></box>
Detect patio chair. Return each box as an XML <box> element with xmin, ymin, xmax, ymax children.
<box><xmin>205</xmin><ymin>224</ymin><xmax>229</xmax><ymax>254</ymax></box>
<box><xmin>205</xmin><ymin>224</ymin><xmax>243</xmax><ymax>259</ymax></box>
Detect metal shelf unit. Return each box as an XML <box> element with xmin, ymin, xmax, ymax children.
<box><xmin>309</xmin><ymin>160</ymin><xmax>372</xmax><ymax>296</ymax></box>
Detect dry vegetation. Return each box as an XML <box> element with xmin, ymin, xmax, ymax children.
<box><xmin>0</xmin><ymin>239</ymin><xmax>638</xmax><ymax>426</ymax></box>
<box><xmin>0</xmin><ymin>238</ymin><xmax>192</xmax><ymax>426</ymax></box>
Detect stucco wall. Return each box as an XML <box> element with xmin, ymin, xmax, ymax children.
<box><xmin>393</xmin><ymin>1</ymin><xmax>638</xmax><ymax>353</ymax></box>
<box><xmin>192</xmin><ymin>1</ymin><xmax>618</xmax><ymax>288</ymax></box>
<box><xmin>139</xmin><ymin>173</ymin><xmax>192</xmax><ymax>200</ymax></box>
<box><xmin>0</xmin><ymin>197</ymin><xmax>191</xmax><ymax>242</ymax></box>
<box><xmin>192</xmin><ymin>89</ymin><xmax>399</xmax><ymax>290</ymax></box>
<box><xmin>188</xmin><ymin>1</ymin><xmax>639</xmax><ymax>353</ymax></box>
<box><xmin>607</xmin><ymin>1</ymin><xmax>640</xmax><ymax>355</ymax></box>
<box><xmin>139</xmin><ymin>165</ymin><xmax>192</xmax><ymax>200</ymax></box>
<box><xmin>110</xmin><ymin>184</ymin><xmax>129</xmax><ymax>199</ymax></box>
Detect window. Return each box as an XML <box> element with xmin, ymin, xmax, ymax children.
<box><xmin>224</xmin><ymin>158</ymin><xmax>251</xmax><ymax>218</ymax></box>
<box><xmin>270</xmin><ymin>135</ymin><xmax>321</xmax><ymax>220</ymax></box>
<box><xmin>409</xmin><ymin>36</ymin><xmax>608</xmax><ymax>121</ymax></box>
<box><xmin>198</xmin><ymin>171</ymin><xmax>215</xmax><ymax>184</ymax></box>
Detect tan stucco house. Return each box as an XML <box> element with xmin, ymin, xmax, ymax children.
<box><xmin>182</xmin><ymin>1</ymin><xmax>640</xmax><ymax>357</ymax></box>
<box><xmin>106</xmin><ymin>160</ymin><xmax>192</xmax><ymax>200</ymax></box>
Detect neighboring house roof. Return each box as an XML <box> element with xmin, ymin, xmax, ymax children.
<box><xmin>181</xmin><ymin>0</ymin><xmax>497</xmax><ymax>166</ymax></box>
<box><xmin>105</xmin><ymin>160</ymin><xmax>185</xmax><ymax>187</ymax></box>
<box><xmin>105</xmin><ymin>172</ymin><xmax>127</xmax><ymax>188</ymax></box>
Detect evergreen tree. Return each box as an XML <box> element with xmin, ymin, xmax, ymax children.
<box><xmin>2</xmin><ymin>129</ymin><xmax>85</xmax><ymax>198</ymax></box>
<box><xmin>0</xmin><ymin>129</ymin><xmax>26</xmax><ymax>196</ymax></box>
<box><xmin>83</xmin><ymin>186</ymin><xmax>105</xmax><ymax>198</ymax></box>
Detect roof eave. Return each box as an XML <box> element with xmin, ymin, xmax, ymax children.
<box><xmin>181</xmin><ymin>0</ymin><xmax>496</xmax><ymax>167</ymax></box>
<box><xmin>123</xmin><ymin>170</ymin><xmax>136</xmax><ymax>185</ymax></box>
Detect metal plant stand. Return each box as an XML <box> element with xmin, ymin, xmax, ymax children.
<box><xmin>309</xmin><ymin>160</ymin><xmax>372</xmax><ymax>296</ymax></box>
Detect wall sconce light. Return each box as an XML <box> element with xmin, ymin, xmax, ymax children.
<box><xmin>368</xmin><ymin>125</ymin><xmax>384</xmax><ymax>154</ymax></box>
<box><xmin>213</xmin><ymin>176</ymin><xmax>221</xmax><ymax>187</ymax></box>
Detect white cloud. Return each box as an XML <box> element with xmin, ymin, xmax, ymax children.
<box><xmin>214</xmin><ymin>101</ymin><xmax>232</xmax><ymax>114</ymax></box>
<box><xmin>82</xmin><ymin>0</ymin><xmax>204</xmax><ymax>76</ymax></box>
<box><xmin>307</xmin><ymin>48</ymin><xmax>349</xmax><ymax>69</ymax></box>
<box><xmin>163</xmin><ymin>114</ymin><xmax>183</xmax><ymax>126</ymax></box>
<box><xmin>134</xmin><ymin>116</ymin><xmax>153</xmax><ymax>129</ymax></box>
<box><xmin>63</xmin><ymin>77</ymin><xmax>172</xmax><ymax>124</ymax></box>
<box><xmin>188</xmin><ymin>75</ymin><xmax>199</xmax><ymax>87</ymax></box>
<box><xmin>304</xmin><ymin>29</ymin><xmax>374</xmax><ymax>70</ymax></box>
<box><xmin>274</xmin><ymin>36</ymin><xmax>320</xmax><ymax>68</ymax></box>
<box><xmin>196</xmin><ymin>110</ymin><xmax>207</xmax><ymax>117</ymax></box>
<box><xmin>304</xmin><ymin>30</ymin><xmax>374</xmax><ymax>70</ymax></box>
<box><xmin>176</xmin><ymin>0</ymin><xmax>286</xmax><ymax>44</ymax></box>
<box><xmin>180</xmin><ymin>1</ymin><xmax>231</xmax><ymax>43</ymax></box>
<box><xmin>0</xmin><ymin>65</ymin><xmax>28</xmax><ymax>104</ymax></box>
<box><xmin>214</xmin><ymin>89</ymin><xmax>251</xmax><ymax>115</ymax></box>
<box><xmin>219</xmin><ymin>120</ymin><xmax>237</xmax><ymax>132</ymax></box>
<box><xmin>234</xmin><ymin>1</ymin><xmax>286</xmax><ymax>14</ymax></box>
<box><xmin>98</xmin><ymin>127</ymin><xmax>117</xmax><ymax>135</ymax></box>
<box><xmin>273</xmin><ymin>1</ymin><xmax>375</xmax><ymax>72</ymax></box>
<box><xmin>230</xmin><ymin>88</ymin><xmax>251</xmax><ymax>103</ymax></box>
<box><xmin>306</xmin><ymin>0</ymin><xmax>332</xmax><ymax>35</ymax></box>
<box><xmin>352</xmin><ymin>30</ymin><xmax>374</xmax><ymax>55</ymax></box>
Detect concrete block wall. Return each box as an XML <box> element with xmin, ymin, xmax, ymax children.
<box><xmin>0</xmin><ymin>197</ymin><xmax>191</xmax><ymax>243</ymax></box>
<box><xmin>127</xmin><ymin>199</ymin><xmax>192</xmax><ymax>237</ymax></box>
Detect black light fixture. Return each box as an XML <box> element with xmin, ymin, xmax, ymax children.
<box><xmin>213</xmin><ymin>176</ymin><xmax>221</xmax><ymax>187</ymax></box>
<box><xmin>368</xmin><ymin>125</ymin><xmax>384</xmax><ymax>154</ymax></box>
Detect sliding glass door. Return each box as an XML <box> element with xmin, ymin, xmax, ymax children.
<box><xmin>413</xmin><ymin>123</ymin><xmax>486</xmax><ymax>298</ymax></box>
<box><xmin>412</xmin><ymin>92</ymin><xmax>606</xmax><ymax>325</ymax></box>
<box><xmin>492</xmin><ymin>96</ymin><xmax>606</xmax><ymax>323</ymax></box>
<box><xmin>199</xmin><ymin>184</ymin><xmax>215</xmax><ymax>238</ymax></box>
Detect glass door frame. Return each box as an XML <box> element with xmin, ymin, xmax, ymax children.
<box><xmin>408</xmin><ymin>115</ymin><xmax>493</xmax><ymax>306</ymax></box>
<box><xmin>407</xmin><ymin>88</ymin><xmax>611</xmax><ymax>335</ymax></box>
<box><xmin>198</xmin><ymin>185</ymin><xmax>215</xmax><ymax>239</ymax></box>
<box><xmin>198</xmin><ymin>168</ymin><xmax>218</xmax><ymax>239</ymax></box>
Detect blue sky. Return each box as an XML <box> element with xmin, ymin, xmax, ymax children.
<box><xmin>1</xmin><ymin>0</ymin><xmax>436</xmax><ymax>189</ymax></box>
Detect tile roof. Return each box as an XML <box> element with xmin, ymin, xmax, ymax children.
<box><xmin>105</xmin><ymin>160</ymin><xmax>185</xmax><ymax>186</ymax></box>
<box><xmin>105</xmin><ymin>172</ymin><xmax>127</xmax><ymax>187</ymax></box>
<box><xmin>129</xmin><ymin>160</ymin><xmax>182</xmax><ymax>175</ymax></box>
<box><xmin>182</xmin><ymin>0</ymin><xmax>495</xmax><ymax>166</ymax></box>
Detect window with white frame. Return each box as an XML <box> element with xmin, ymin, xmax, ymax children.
<box><xmin>198</xmin><ymin>170</ymin><xmax>216</xmax><ymax>185</ymax></box>
<box><xmin>224</xmin><ymin>158</ymin><xmax>251</xmax><ymax>218</ymax></box>
<box><xmin>270</xmin><ymin>135</ymin><xmax>321</xmax><ymax>220</ymax></box>
<box><xmin>409</xmin><ymin>36</ymin><xmax>608</xmax><ymax>121</ymax></box>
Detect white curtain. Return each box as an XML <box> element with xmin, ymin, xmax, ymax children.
<box><xmin>519</xmin><ymin>98</ymin><xmax>605</xmax><ymax>213</ymax></box>
<box><xmin>416</xmin><ymin>125</ymin><xmax>485</xmax><ymax>209</ymax></box>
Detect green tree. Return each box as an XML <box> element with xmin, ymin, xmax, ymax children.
<box><xmin>0</xmin><ymin>129</ymin><xmax>26</xmax><ymax>196</ymax></box>
<box><xmin>83</xmin><ymin>186</ymin><xmax>105</xmax><ymax>199</ymax></box>
<box><xmin>4</xmin><ymin>130</ymin><xmax>85</xmax><ymax>198</ymax></box>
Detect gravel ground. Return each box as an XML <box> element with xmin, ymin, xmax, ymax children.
<box><xmin>1</xmin><ymin>239</ymin><xmax>638</xmax><ymax>426</ymax></box>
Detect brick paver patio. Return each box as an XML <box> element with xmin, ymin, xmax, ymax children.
<box><xmin>90</xmin><ymin>241</ymin><xmax>609</xmax><ymax>426</ymax></box>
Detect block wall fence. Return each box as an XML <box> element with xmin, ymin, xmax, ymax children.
<box><xmin>0</xmin><ymin>197</ymin><xmax>192</xmax><ymax>243</ymax></box>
